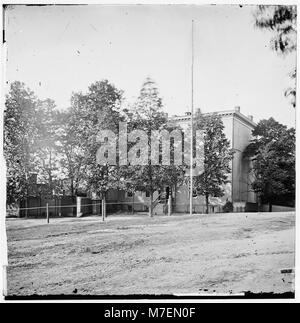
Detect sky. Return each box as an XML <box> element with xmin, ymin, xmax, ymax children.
<box><xmin>4</xmin><ymin>4</ymin><xmax>296</xmax><ymax>127</ymax></box>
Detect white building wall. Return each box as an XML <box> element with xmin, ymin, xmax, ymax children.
<box><xmin>131</xmin><ymin>109</ymin><xmax>256</xmax><ymax>213</ymax></box>
<box><xmin>170</xmin><ymin>109</ymin><xmax>256</xmax><ymax>210</ymax></box>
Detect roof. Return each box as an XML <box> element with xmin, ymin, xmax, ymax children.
<box><xmin>169</xmin><ymin>108</ymin><xmax>257</xmax><ymax>129</ymax></box>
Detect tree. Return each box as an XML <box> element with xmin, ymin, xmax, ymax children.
<box><xmin>254</xmin><ymin>5</ymin><xmax>297</xmax><ymax>108</ymax></box>
<box><xmin>125</xmin><ymin>78</ymin><xmax>185</xmax><ymax>217</ymax></box>
<box><xmin>34</xmin><ymin>98</ymin><xmax>61</xmax><ymax>196</ymax></box>
<box><xmin>4</xmin><ymin>82</ymin><xmax>64</xmax><ymax>215</ymax></box>
<box><xmin>244</xmin><ymin>118</ymin><xmax>295</xmax><ymax>211</ymax></box>
<box><xmin>4</xmin><ymin>82</ymin><xmax>38</xmax><ymax>211</ymax></box>
<box><xmin>70</xmin><ymin>80</ymin><xmax>124</xmax><ymax>216</ymax></box>
<box><xmin>193</xmin><ymin>112</ymin><xmax>234</xmax><ymax>214</ymax></box>
<box><xmin>55</xmin><ymin>109</ymin><xmax>87</xmax><ymax>196</ymax></box>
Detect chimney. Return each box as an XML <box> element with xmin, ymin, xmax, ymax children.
<box><xmin>247</xmin><ymin>115</ymin><xmax>253</xmax><ymax>121</ymax></box>
<box><xmin>234</xmin><ymin>106</ymin><xmax>240</xmax><ymax>112</ymax></box>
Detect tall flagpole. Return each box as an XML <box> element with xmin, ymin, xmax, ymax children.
<box><xmin>190</xmin><ymin>20</ymin><xmax>194</xmax><ymax>216</ymax></box>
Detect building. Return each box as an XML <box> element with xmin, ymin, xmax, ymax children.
<box><xmin>168</xmin><ymin>106</ymin><xmax>256</xmax><ymax>213</ymax></box>
<box><xmin>16</xmin><ymin>107</ymin><xmax>257</xmax><ymax>217</ymax></box>
<box><xmin>117</xmin><ymin>106</ymin><xmax>257</xmax><ymax>214</ymax></box>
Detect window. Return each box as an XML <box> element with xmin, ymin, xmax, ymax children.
<box><xmin>145</xmin><ymin>191</ymin><xmax>150</xmax><ymax>197</ymax></box>
<box><xmin>127</xmin><ymin>191</ymin><xmax>133</xmax><ymax>197</ymax></box>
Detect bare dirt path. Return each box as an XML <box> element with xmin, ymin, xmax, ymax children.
<box><xmin>6</xmin><ymin>212</ymin><xmax>295</xmax><ymax>296</ymax></box>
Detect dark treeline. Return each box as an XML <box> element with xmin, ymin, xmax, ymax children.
<box><xmin>4</xmin><ymin>78</ymin><xmax>295</xmax><ymax>215</ymax></box>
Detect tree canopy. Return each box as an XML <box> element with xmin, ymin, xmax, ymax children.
<box><xmin>70</xmin><ymin>80</ymin><xmax>124</xmax><ymax>203</ymax></box>
<box><xmin>193</xmin><ymin>112</ymin><xmax>234</xmax><ymax>214</ymax></box>
<box><xmin>244</xmin><ymin>117</ymin><xmax>295</xmax><ymax>210</ymax></box>
<box><xmin>254</xmin><ymin>5</ymin><xmax>297</xmax><ymax>108</ymax></box>
<box><xmin>123</xmin><ymin>78</ymin><xmax>185</xmax><ymax>217</ymax></box>
<box><xmin>4</xmin><ymin>82</ymin><xmax>38</xmax><ymax>204</ymax></box>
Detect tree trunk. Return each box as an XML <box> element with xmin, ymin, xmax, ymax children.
<box><xmin>257</xmin><ymin>194</ymin><xmax>262</xmax><ymax>212</ymax></box>
<box><xmin>104</xmin><ymin>193</ymin><xmax>107</xmax><ymax>218</ymax></box>
<box><xmin>49</xmin><ymin>149</ymin><xmax>53</xmax><ymax>195</ymax></box>
<box><xmin>102</xmin><ymin>196</ymin><xmax>105</xmax><ymax>221</ymax></box>
<box><xmin>71</xmin><ymin>178</ymin><xmax>74</xmax><ymax>197</ymax></box>
<box><xmin>168</xmin><ymin>195</ymin><xmax>172</xmax><ymax>216</ymax></box>
<box><xmin>73</xmin><ymin>196</ymin><xmax>76</xmax><ymax>216</ymax></box>
<box><xmin>268</xmin><ymin>203</ymin><xmax>272</xmax><ymax>212</ymax></box>
<box><xmin>174</xmin><ymin>183</ymin><xmax>177</xmax><ymax>212</ymax></box>
<box><xmin>205</xmin><ymin>194</ymin><xmax>209</xmax><ymax>214</ymax></box>
<box><xmin>149</xmin><ymin>191</ymin><xmax>153</xmax><ymax>217</ymax></box>
<box><xmin>132</xmin><ymin>192</ymin><xmax>134</xmax><ymax>215</ymax></box>
<box><xmin>25</xmin><ymin>197</ymin><xmax>28</xmax><ymax>218</ymax></box>
<box><xmin>15</xmin><ymin>202</ymin><xmax>20</xmax><ymax>218</ymax></box>
<box><xmin>39</xmin><ymin>195</ymin><xmax>42</xmax><ymax>217</ymax></box>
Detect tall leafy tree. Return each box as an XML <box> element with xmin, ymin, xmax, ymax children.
<box><xmin>244</xmin><ymin>117</ymin><xmax>295</xmax><ymax>211</ymax></box>
<box><xmin>4</xmin><ymin>82</ymin><xmax>64</xmax><ymax>214</ymax></box>
<box><xmin>55</xmin><ymin>110</ymin><xmax>87</xmax><ymax>196</ymax></box>
<box><xmin>193</xmin><ymin>112</ymin><xmax>233</xmax><ymax>214</ymax></box>
<box><xmin>4</xmin><ymin>82</ymin><xmax>38</xmax><ymax>210</ymax></box>
<box><xmin>70</xmin><ymin>80</ymin><xmax>124</xmax><ymax>215</ymax></box>
<box><xmin>125</xmin><ymin>78</ymin><xmax>185</xmax><ymax>217</ymax></box>
<box><xmin>254</xmin><ymin>5</ymin><xmax>297</xmax><ymax>108</ymax></box>
<box><xmin>34</xmin><ymin>98</ymin><xmax>61</xmax><ymax>195</ymax></box>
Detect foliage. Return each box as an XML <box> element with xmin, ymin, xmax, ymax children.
<box><xmin>4</xmin><ymin>82</ymin><xmax>66</xmax><ymax>205</ymax></box>
<box><xmin>222</xmin><ymin>200</ymin><xmax>233</xmax><ymax>213</ymax></box>
<box><xmin>55</xmin><ymin>109</ymin><xmax>88</xmax><ymax>196</ymax></box>
<box><xmin>70</xmin><ymin>80</ymin><xmax>124</xmax><ymax>200</ymax></box>
<box><xmin>193</xmin><ymin>112</ymin><xmax>234</xmax><ymax>214</ymax></box>
<box><xmin>254</xmin><ymin>5</ymin><xmax>297</xmax><ymax>108</ymax></box>
<box><xmin>4</xmin><ymin>82</ymin><xmax>39</xmax><ymax>204</ymax></box>
<box><xmin>123</xmin><ymin>78</ymin><xmax>185</xmax><ymax>216</ymax></box>
<box><xmin>254</xmin><ymin>5</ymin><xmax>296</xmax><ymax>54</ymax></box>
<box><xmin>244</xmin><ymin>117</ymin><xmax>295</xmax><ymax>209</ymax></box>
<box><xmin>33</xmin><ymin>98</ymin><xmax>61</xmax><ymax>194</ymax></box>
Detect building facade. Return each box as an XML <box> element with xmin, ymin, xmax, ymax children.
<box><xmin>168</xmin><ymin>107</ymin><xmax>256</xmax><ymax>213</ymax></box>
<box><xmin>15</xmin><ymin>107</ymin><xmax>257</xmax><ymax>217</ymax></box>
<box><xmin>119</xmin><ymin>106</ymin><xmax>257</xmax><ymax>214</ymax></box>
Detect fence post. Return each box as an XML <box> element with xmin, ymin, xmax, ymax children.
<box><xmin>76</xmin><ymin>196</ymin><xmax>82</xmax><ymax>218</ymax></box>
<box><xmin>132</xmin><ymin>192</ymin><xmax>134</xmax><ymax>214</ymax></box>
<box><xmin>168</xmin><ymin>197</ymin><xmax>172</xmax><ymax>216</ymax></box>
<box><xmin>104</xmin><ymin>194</ymin><xmax>107</xmax><ymax>218</ymax></box>
<box><xmin>102</xmin><ymin>198</ymin><xmax>105</xmax><ymax>221</ymax></box>
<box><xmin>46</xmin><ymin>203</ymin><xmax>49</xmax><ymax>224</ymax></box>
<box><xmin>58</xmin><ymin>197</ymin><xmax>61</xmax><ymax>217</ymax></box>
<box><xmin>25</xmin><ymin>198</ymin><xmax>28</xmax><ymax>218</ymax></box>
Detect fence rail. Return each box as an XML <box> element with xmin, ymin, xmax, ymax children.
<box><xmin>8</xmin><ymin>201</ymin><xmax>161</xmax><ymax>212</ymax></box>
<box><xmin>6</xmin><ymin>199</ymin><xmax>225</xmax><ymax>219</ymax></box>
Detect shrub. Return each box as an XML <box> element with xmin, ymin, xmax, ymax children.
<box><xmin>223</xmin><ymin>201</ymin><xmax>233</xmax><ymax>213</ymax></box>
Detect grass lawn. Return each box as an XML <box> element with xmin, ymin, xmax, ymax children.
<box><xmin>5</xmin><ymin>211</ymin><xmax>295</xmax><ymax>296</ymax></box>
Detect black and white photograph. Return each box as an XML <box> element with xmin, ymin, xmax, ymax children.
<box><xmin>0</xmin><ymin>1</ymin><xmax>298</xmax><ymax>304</ymax></box>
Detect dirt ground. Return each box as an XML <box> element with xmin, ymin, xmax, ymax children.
<box><xmin>5</xmin><ymin>211</ymin><xmax>295</xmax><ymax>296</ymax></box>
